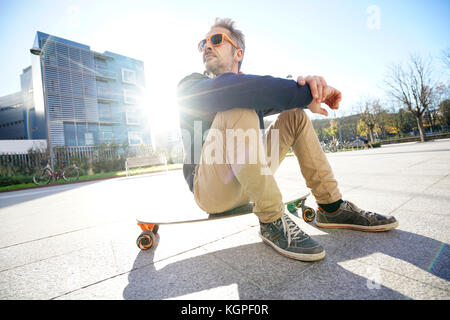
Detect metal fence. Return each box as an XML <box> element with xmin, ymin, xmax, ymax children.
<box><xmin>54</xmin><ymin>145</ymin><xmax>119</xmax><ymax>164</ymax></box>
<box><xmin>0</xmin><ymin>144</ymin><xmax>157</xmax><ymax>175</ymax></box>
<box><xmin>0</xmin><ymin>152</ymin><xmax>45</xmax><ymax>171</ymax></box>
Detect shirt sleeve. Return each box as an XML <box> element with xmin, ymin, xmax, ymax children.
<box><xmin>177</xmin><ymin>72</ymin><xmax>313</xmax><ymax>116</ymax></box>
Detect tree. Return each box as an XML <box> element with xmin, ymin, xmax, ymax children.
<box><xmin>383</xmin><ymin>111</ymin><xmax>402</xmax><ymax>137</ymax></box>
<box><xmin>323</xmin><ymin>118</ymin><xmax>338</xmax><ymax>141</ymax></box>
<box><xmin>431</xmin><ymin>83</ymin><xmax>450</xmax><ymax>131</ymax></box>
<box><xmin>357</xmin><ymin>119</ymin><xmax>369</xmax><ymax>138</ymax></box>
<box><xmin>354</xmin><ymin>97</ymin><xmax>383</xmax><ymax>142</ymax></box>
<box><xmin>441</xmin><ymin>48</ymin><xmax>450</xmax><ymax>70</ymax></box>
<box><xmin>394</xmin><ymin>108</ymin><xmax>416</xmax><ymax>137</ymax></box>
<box><xmin>384</xmin><ymin>54</ymin><xmax>435</xmax><ymax>142</ymax></box>
<box><xmin>438</xmin><ymin>99</ymin><xmax>450</xmax><ymax>131</ymax></box>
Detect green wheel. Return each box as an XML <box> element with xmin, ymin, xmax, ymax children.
<box><xmin>302</xmin><ymin>207</ymin><xmax>316</xmax><ymax>222</ymax></box>
<box><xmin>136</xmin><ymin>231</ymin><xmax>155</xmax><ymax>250</ymax></box>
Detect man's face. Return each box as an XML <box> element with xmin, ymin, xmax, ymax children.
<box><xmin>202</xmin><ymin>27</ymin><xmax>236</xmax><ymax>76</ymax></box>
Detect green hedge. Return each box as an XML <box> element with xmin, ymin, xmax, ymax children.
<box><xmin>0</xmin><ymin>174</ymin><xmax>33</xmax><ymax>187</ymax></box>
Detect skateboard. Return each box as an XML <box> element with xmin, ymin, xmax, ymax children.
<box><xmin>136</xmin><ymin>192</ymin><xmax>316</xmax><ymax>250</ymax></box>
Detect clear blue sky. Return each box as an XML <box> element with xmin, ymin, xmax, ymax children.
<box><xmin>0</xmin><ymin>0</ymin><xmax>449</xmax><ymax>132</ymax></box>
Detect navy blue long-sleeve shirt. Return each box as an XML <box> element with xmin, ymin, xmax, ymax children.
<box><xmin>176</xmin><ymin>72</ymin><xmax>314</xmax><ymax>191</ymax></box>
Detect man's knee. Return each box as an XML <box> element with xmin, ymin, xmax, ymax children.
<box><xmin>217</xmin><ymin>108</ymin><xmax>260</xmax><ymax>130</ymax></box>
<box><xmin>275</xmin><ymin>108</ymin><xmax>310</xmax><ymax>133</ymax></box>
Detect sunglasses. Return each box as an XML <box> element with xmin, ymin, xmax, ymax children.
<box><xmin>198</xmin><ymin>33</ymin><xmax>239</xmax><ymax>52</ymax></box>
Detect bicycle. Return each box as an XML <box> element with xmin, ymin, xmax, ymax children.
<box><xmin>33</xmin><ymin>161</ymin><xmax>80</xmax><ymax>185</ymax></box>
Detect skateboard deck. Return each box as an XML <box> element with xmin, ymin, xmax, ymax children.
<box><xmin>136</xmin><ymin>192</ymin><xmax>316</xmax><ymax>250</ymax></box>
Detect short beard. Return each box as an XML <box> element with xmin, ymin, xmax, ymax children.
<box><xmin>205</xmin><ymin>50</ymin><xmax>233</xmax><ymax>76</ymax></box>
<box><xmin>206</xmin><ymin>61</ymin><xmax>227</xmax><ymax>76</ymax></box>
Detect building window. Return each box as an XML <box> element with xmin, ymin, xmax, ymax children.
<box><xmin>100</xmin><ymin>125</ymin><xmax>113</xmax><ymax>143</ymax></box>
<box><xmin>85</xmin><ymin>132</ymin><xmax>94</xmax><ymax>145</ymax></box>
<box><xmin>123</xmin><ymin>89</ymin><xmax>138</xmax><ymax>104</ymax></box>
<box><xmin>76</xmin><ymin>123</ymin><xmax>87</xmax><ymax>145</ymax></box>
<box><xmin>121</xmin><ymin>68</ymin><xmax>136</xmax><ymax>84</ymax></box>
<box><xmin>64</xmin><ymin>122</ymin><xmax>76</xmax><ymax>146</ymax></box>
<box><xmin>128</xmin><ymin>131</ymin><xmax>142</xmax><ymax>145</ymax></box>
<box><xmin>98</xmin><ymin>103</ymin><xmax>112</xmax><ymax>122</ymax></box>
<box><xmin>126</xmin><ymin>110</ymin><xmax>140</xmax><ymax>125</ymax></box>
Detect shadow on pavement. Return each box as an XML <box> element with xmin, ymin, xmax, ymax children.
<box><xmin>123</xmin><ymin>228</ymin><xmax>449</xmax><ymax>300</ymax></box>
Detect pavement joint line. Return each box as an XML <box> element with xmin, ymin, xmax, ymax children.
<box><xmin>387</xmin><ymin>172</ymin><xmax>450</xmax><ymax>216</ymax></box>
<box><xmin>49</xmin><ymin>224</ymin><xmax>259</xmax><ymax>300</ymax></box>
<box><xmin>338</xmin><ymin>250</ymin><xmax>450</xmax><ymax>294</ymax></box>
<box><xmin>50</xmin><ymin>269</ymin><xmax>132</xmax><ymax>300</ymax></box>
<box><xmin>407</xmin><ymin>156</ymin><xmax>435</xmax><ymax>169</ymax></box>
<box><xmin>422</xmin><ymin>173</ymin><xmax>450</xmax><ymax>192</ymax></box>
<box><xmin>341</xmin><ymin>184</ymin><xmax>364</xmax><ymax>194</ymax></box>
<box><xmin>388</xmin><ymin>195</ymin><xmax>416</xmax><ymax>216</ymax></box>
<box><xmin>0</xmin><ymin>246</ymin><xmax>91</xmax><ymax>274</ymax></box>
<box><xmin>0</xmin><ymin>218</ymin><xmax>129</xmax><ymax>250</ymax></box>
<box><xmin>0</xmin><ymin>227</ymin><xmax>97</xmax><ymax>250</ymax></box>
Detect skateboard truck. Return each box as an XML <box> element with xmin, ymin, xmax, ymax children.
<box><xmin>286</xmin><ymin>198</ymin><xmax>316</xmax><ymax>222</ymax></box>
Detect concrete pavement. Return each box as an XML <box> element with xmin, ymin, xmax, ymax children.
<box><xmin>0</xmin><ymin>139</ymin><xmax>449</xmax><ymax>300</ymax></box>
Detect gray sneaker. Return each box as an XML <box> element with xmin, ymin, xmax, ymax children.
<box><xmin>259</xmin><ymin>213</ymin><xmax>325</xmax><ymax>261</ymax></box>
<box><xmin>316</xmin><ymin>200</ymin><xmax>399</xmax><ymax>231</ymax></box>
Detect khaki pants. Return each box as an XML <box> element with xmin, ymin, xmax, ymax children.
<box><xmin>193</xmin><ymin>108</ymin><xmax>342</xmax><ymax>223</ymax></box>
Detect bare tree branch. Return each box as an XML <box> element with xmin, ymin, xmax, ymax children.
<box><xmin>384</xmin><ymin>54</ymin><xmax>435</xmax><ymax>141</ymax></box>
<box><xmin>441</xmin><ymin>48</ymin><xmax>450</xmax><ymax>69</ymax></box>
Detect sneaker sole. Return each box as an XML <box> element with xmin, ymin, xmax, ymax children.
<box><xmin>258</xmin><ymin>232</ymin><xmax>326</xmax><ymax>262</ymax></box>
<box><xmin>315</xmin><ymin>220</ymin><xmax>399</xmax><ymax>231</ymax></box>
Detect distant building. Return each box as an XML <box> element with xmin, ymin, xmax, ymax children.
<box><xmin>155</xmin><ymin>129</ymin><xmax>183</xmax><ymax>163</ymax></box>
<box><xmin>18</xmin><ymin>31</ymin><xmax>151</xmax><ymax>149</ymax></box>
<box><xmin>155</xmin><ymin>129</ymin><xmax>182</xmax><ymax>150</ymax></box>
<box><xmin>0</xmin><ymin>91</ymin><xmax>27</xmax><ymax>140</ymax></box>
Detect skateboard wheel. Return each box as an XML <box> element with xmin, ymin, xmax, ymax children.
<box><xmin>152</xmin><ymin>224</ymin><xmax>159</xmax><ymax>234</ymax></box>
<box><xmin>136</xmin><ymin>231</ymin><xmax>155</xmax><ymax>250</ymax></box>
<box><xmin>302</xmin><ymin>207</ymin><xmax>316</xmax><ymax>222</ymax></box>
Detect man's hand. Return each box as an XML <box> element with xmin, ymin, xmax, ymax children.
<box><xmin>297</xmin><ymin>75</ymin><xmax>327</xmax><ymax>102</ymax></box>
<box><xmin>297</xmin><ymin>75</ymin><xmax>342</xmax><ymax>116</ymax></box>
<box><xmin>306</xmin><ymin>86</ymin><xmax>342</xmax><ymax>116</ymax></box>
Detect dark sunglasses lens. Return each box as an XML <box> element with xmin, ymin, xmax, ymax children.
<box><xmin>210</xmin><ymin>34</ymin><xmax>223</xmax><ymax>45</ymax></box>
<box><xmin>199</xmin><ymin>40</ymin><xmax>207</xmax><ymax>50</ymax></box>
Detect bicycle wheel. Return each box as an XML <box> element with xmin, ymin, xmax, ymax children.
<box><xmin>63</xmin><ymin>166</ymin><xmax>80</xmax><ymax>182</ymax></box>
<box><xmin>33</xmin><ymin>168</ymin><xmax>52</xmax><ymax>185</ymax></box>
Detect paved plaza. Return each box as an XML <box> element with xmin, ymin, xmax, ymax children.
<box><xmin>0</xmin><ymin>139</ymin><xmax>449</xmax><ymax>300</ymax></box>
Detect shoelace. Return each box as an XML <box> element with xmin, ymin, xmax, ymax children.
<box><xmin>345</xmin><ymin>201</ymin><xmax>378</xmax><ymax>220</ymax></box>
<box><xmin>280</xmin><ymin>214</ymin><xmax>306</xmax><ymax>246</ymax></box>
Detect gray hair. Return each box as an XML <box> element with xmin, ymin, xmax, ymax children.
<box><xmin>211</xmin><ymin>18</ymin><xmax>245</xmax><ymax>71</ymax></box>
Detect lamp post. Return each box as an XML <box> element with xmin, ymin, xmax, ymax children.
<box><xmin>30</xmin><ymin>46</ymin><xmax>55</xmax><ymax>170</ymax></box>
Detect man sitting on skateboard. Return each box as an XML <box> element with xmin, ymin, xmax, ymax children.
<box><xmin>177</xmin><ymin>18</ymin><xmax>398</xmax><ymax>262</ymax></box>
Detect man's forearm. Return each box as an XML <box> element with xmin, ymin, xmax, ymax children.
<box><xmin>177</xmin><ymin>72</ymin><xmax>314</xmax><ymax>115</ymax></box>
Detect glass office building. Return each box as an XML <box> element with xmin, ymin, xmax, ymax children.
<box><xmin>29</xmin><ymin>31</ymin><xmax>151</xmax><ymax>148</ymax></box>
<box><xmin>0</xmin><ymin>91</ymin><xmax>28</xmax><ymax>140</ymax></box>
